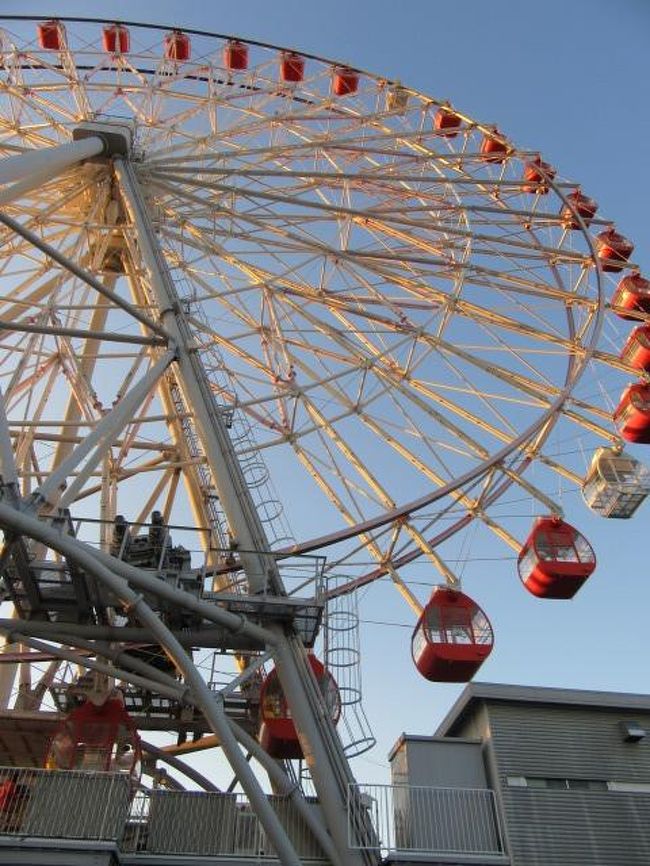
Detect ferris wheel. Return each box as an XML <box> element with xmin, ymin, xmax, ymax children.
<box><xmin>0</xmin><ymin>15</ymin><xmax>647</xmax><ymax>865</ymax></box>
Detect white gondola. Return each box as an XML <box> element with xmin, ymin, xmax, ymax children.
<box><xmin>582</xmin><ymin>447</ymin><xmax>650</xmax><ymax>518</ymax></box>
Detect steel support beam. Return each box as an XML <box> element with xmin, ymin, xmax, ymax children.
<box><xmin>0</xmin><ymin>632</ymin><xmax>186</xmax><ymax>705</ymax></box>
<box><xmin>36</xmin><ymin>350</ymin><xmax>175</xmax><ymax>508</ymax></box>
<box><xmin>0</xmin><ymin>319</ymin><xmax>165</xmax><ymax>346</ymax></box>
<box><xmin>0</xmin><ymin>390</ymin><xmax>17</xmax><ymax>487</ymax></box>
<box><xmin>0</xmin><ymin>211</ymin><xmax>168</xmax><ymax>340</ymax></box>
<box><xmin>0</xmin><ymin>138</ymin><xmax>104</xmax><ymax>186</ymax></box>
<box><xmin>0</xmin><ymin>501</ymin><xmax>301</xmax><ymax>866</ymax></box>
<box><xmin>115</xmin><ymin>158</ymin><xmax>274</xmax><ymax>593</ymax></box>
<box><xmin>0</xmin><ymin>619</ymin><xmax>262</xmax><ymax>651</ymax></box>
<box><xmin>115</xmin><ymin>157</ymin><xmax>375</xmax><ymax>866</ymax></box>
<box><xmin>140</xmin><ymin>740</ymin><xmax>220</xmax><ymax>793</ymax></box>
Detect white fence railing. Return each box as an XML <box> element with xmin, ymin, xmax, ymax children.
<box><xmin>123</xmin><ymin>790</ymin><xmax>328</xmax><ymax>860</ymax></box>
<box><xmin>348</xmin><ymin>783</ymin><xmax>505</xmax><ymax>856</ymax></box>
<box><xmin>0</xmin><ymin>766</ymin><xmax>130</xmax><ymax>840</ymax></box>
<box><xmin>0</xmin><ymin>768</ymin><xmax>505</xmax><ymax>861</ymax></box>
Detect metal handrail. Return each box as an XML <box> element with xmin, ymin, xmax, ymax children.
<box><xmin>348</xmin><ymin>782</ymin><xmax>506</xmax><ymax>857</ymax></box>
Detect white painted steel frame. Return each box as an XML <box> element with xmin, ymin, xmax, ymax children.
<box><xmin>0</xmin><ymin>16</ymin><xmax>645</xmax><ymax>866</ymax></box>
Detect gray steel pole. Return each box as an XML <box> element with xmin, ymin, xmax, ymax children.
<box><xmin>0</xmin><ymin>137</ymin><xmax>105</xmax><ymax>185</ymax></box>
<box><xmin>114</xmin><ymin>158</ymin><xmax>274</xmax><ymax>593</ymax></box>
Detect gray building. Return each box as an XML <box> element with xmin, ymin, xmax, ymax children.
<box><xmin>387</xmin><ymin>682</ymin><xmax>650</xmax><ymax>865</ymax></box>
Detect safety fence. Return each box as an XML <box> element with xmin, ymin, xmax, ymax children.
<box><xmin>0</xmin><ymin>767</ymin><xmax>505</xmax><ymax>861</ymax></box>
<box><xmin>0</xmin><ymin>766</ymin><xmax>130</xmax><ymax>840</ymax></box>
<box><xmin>0</xmin><ymin>768</ymin><xmax>328</xmax><ymax>860</ymax></box>
<box><xmin>348</xmin><ymin>782</ymin><xmax>506</xmax><ymax>857</ymax></box>
<box><xmin>123</xmin><ymin>789</ymin><xmax>328</xmax><ymax>860</ymax></box>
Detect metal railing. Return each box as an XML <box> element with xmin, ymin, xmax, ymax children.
<box><xmin>0</xmin><ymin>769</ymin><xmax>330</xmax><ymax>860</ymax></box>
<box><xmin>0</xmin><ymin>768</ymin><xmax>504</xmax><ymax>861</ymax></box>
<box><xmin>123</xmin><ymin>790</ymin><xmax>329</xmax><ymax>860</ymax></box>
<box><xmin>348</xmin><ymin>783</ymin><xmax>505</xmax><ymax>857</ymax></box>
<box><xmin>0</xmin><ymin>766</ymin><xmax>130</xmax><ymax>841</ymax></box>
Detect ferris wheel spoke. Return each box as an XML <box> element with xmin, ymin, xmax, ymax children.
<box><xmin>290</xmin><ymin>436</ymin><xmax>424</xmax><ymax>582</ymax></box>
<box><xmin>0</xmin><ymin>213</ymin><xmax>168</xmax><ymax>340</ymax></box>
<box><xmin>0</xmin><ymin>85</ymin><xmax>75</xmax><ymax>139</ymax></box>
<box><xmin>266</xmin><ymin>292</ymin><xmax>498</xmax><ymax>458</ymax></box>
<box><xmin>150</xmin><ymin>167</ymin><xmax>591</xmax><ymax>270</ymax></box>
<box><xmin>155</xmin><ymin>206</ymin><xmax>597</xmax><ymax>363</ymax></box>
<box><xmin>168</xmin><ymin>231</ymin><xmax>596</xmax><ymax>466</ymax></box>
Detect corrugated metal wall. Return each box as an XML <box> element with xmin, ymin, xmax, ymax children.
<box><xmin>503</xmin><ymin>788</ymin><xmax>650</xmax><ymax>865</ymax></box>
<box><xmin>488</xmin><ymin>703</ymin><xmax>650</xmax><ymax>780</ymax></box>
<box><xmin>482</xmin><ymin>701</ymin><xmax>650</xmax><ymax>865</ymax></box>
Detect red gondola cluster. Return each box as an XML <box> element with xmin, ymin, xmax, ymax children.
<box><xmin>612</xmin><ymin>268</ymin><xmax>650</xmax><ymax>432</ymax></box>
<box><xmin>410</xmin><ymin>513</ymin><xmax>602</xmax><ymax>683</ymax></box>
<box><xmin>259</xmin><ymin>655</ymin><xmax>340</xmax><ymax>759</ymax></box>
<box><xmin>597</xmin><ymin>223</ymin><xmax>650</xmax><ymax>442</ymax></box>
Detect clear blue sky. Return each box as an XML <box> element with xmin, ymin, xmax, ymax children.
<box><xmin>3</xmin><ymin>0</ymin><xmax>649</xmax><ymax>784</ymax></box>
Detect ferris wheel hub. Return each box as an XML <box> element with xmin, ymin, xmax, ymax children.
<box><xmin>72</xmin><ymin>120</ymin><xmax>133</xmax><ymax>158</ymax></box>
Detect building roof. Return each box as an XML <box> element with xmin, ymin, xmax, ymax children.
<box><xmin>387</xmin><ymin>733</ymin><xmax>481</xmax><ymax>762</ymax></box>
<box><xmin>435</xmin><ymin>682</ymin><xmax>650</xmax><ymax>737</ymax></box>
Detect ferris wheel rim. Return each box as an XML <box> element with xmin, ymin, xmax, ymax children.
<box><xmin>0</xmin><ymin>14</ymin><xmax>635</xmax><ymax>600</ymax></box>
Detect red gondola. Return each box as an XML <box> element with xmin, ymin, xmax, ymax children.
<box><xmin>596</xmin><ymin>228</ymin><xmax>634</xmax><ymax>273</ymax></box>
<box><xmin>434</xmin><ymin>106</ymin><xmax>462</xmax><ymax>137</ymax></box>
<box><xmin>522</xmin><ymin>156</ymin><xmax>556</xmax><ymax>195</ymax></box>
<box><xmin>480</xmin><ymin>129</ymin><xmax>510</xmax><ymax>163</ymax></box>
<box><xmin>611</xmin><ymin>273</ymin><xmax>650</xmax><ymax>320</ymax></box>
<box><xmin>102</xmin><ymin>24</ymin><xmax>130</xmax><ymax>55</ymax></box>
<box><xmin>280</xmin><ymin>52</ymin><xmax>305</xmax><ymax>83</ymax></box>
<box><xmin>37</xmin><ymin>20</ymin><xmax>63</xmax><ymax>51</ymax></box>
<box><xmin>561</xmin><ymin>189</ymin><xmax>598</xmax><ymax>229</ymax></box>
<box><xmin>517</xmin><ymin>517</ymin><xmax>596</xmax><ymax>599</ymax></box>
<box><xmin>614</xmin><ymin>383</ymin><xmax>650</xmax><ymax>444</ymax></box>
<box><xmin>411</xmin><ymin>587</ymin><xmax>493</xmax><ymax>683</ymax></box>
<box><xmin>224</xmin><ymin>40</ymin><xmax>248</xmax><ymax>71</ymax></box>
<box><xmin>45</xmin><ymin>694</ymin><xmax>141</xmax><ymax>783</ymax></box>
<box><xmin>333</xmin><ymin>67</ymin><xmax>359</xmax><ymax>96</ymax></box>
<box><xmin>259</xmin><ymin>656</ymin><xmax>340</xmax><ymax>759</ymax></box>
<box><xmin>621</xmin><ymin>326</ymin><xmax>650</xmax><ymax>373</ymax></box>
<box><xmin>164</xmin><ymin>30</ymin><xmax>191</xmax><ymax>62</ymax></box>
